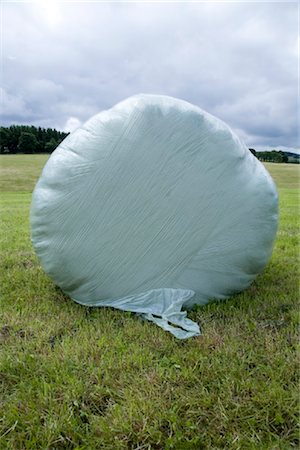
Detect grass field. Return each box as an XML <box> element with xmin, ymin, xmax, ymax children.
<box><xmin>0</xmin><ymin>155</ymin><xmax>299</xmax><ymax>449</ymax></box>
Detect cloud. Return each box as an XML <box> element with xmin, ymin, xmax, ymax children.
<box><xmin>1</xmin><ymin>1</ymin><xmax>298</xmax><ymax>152</ymax></box>
<box><xmin>64</xmin><ymin>117</ymin><xmax>81</xmax><ymax>133</ymax></box>
<box><xmin>0</xmin><ymin>87</ymin><xmax>31</xmax><ymax>121</ymax></box>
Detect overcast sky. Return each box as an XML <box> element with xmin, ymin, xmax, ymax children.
<box><xmin>1</xmin><ymin>0</ymin><xmax>299</xmax><ymax>153</ymax></box>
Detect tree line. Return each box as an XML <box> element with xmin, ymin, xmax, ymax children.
<box><xmin>249</xmin><ymin>148</ymin><xmax>290</xmax><ymax>163</ymax></box>
<box><xmin>0</xmin><ymin>125</ymin><xmax>298</xmax><ymax>163</ymax></box>
<box><xmin>0</xmin><ymin>125</ymin><xmax>69</xmax><ymax>154</ymax></box>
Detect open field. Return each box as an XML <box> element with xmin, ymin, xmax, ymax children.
<box><xmin>0</xmin><ymin>155</ymin><xmax>299</xmax><ymax>449</ymax></box>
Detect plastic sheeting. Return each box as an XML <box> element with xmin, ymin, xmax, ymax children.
<box><xmin>30</xmin><ymin>94</ymin><xmax>278</xmax><ymax>339</ymax></box>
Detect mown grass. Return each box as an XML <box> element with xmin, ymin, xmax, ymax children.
<box><xmin>0</xmin><ymin>154</ymin><xmax>49</xmax><ymax>192</ymax></box>
<box><xmin>0</xmin><ymin>155</ymin><xmax>299</xmax><ymax>449</ymax></box>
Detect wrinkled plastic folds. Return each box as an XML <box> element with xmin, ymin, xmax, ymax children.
<box><xmin>30</xmin><ymin>94</ymin><xmax>278</xmax><ymax>339</ymax></box>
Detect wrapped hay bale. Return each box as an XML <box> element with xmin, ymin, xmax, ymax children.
<box><xmin>31</xmin><ymin>94</ymin><xmax>278</xmax><ymax>338</ymax></box>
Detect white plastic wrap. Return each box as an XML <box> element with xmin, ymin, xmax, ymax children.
<box><xmin>30</xmin><ymin>94</ymin><xmax>278</xmax><ymax>338</ymax></box>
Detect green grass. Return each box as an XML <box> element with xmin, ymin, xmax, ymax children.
<box><xmin>0</xmin><ymin>154</ymin><xmax>49</xmax><ymax>192</ymax></box>
<box><xmin>0</xmin><ymin>155</ymin><xmax>299</xmax><ymax>449</ymax></box>
<box><xmin>264</xmin><ymin>162</ymin><xmax>299</xmax><ymax>190</ymax></box>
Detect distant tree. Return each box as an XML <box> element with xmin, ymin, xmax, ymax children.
<box><xmin>249</xmin><ymin>148</ymin><xmax>257</xmax><ymax>156</ymax></box>
<box><xmin>17</xmin><ymin>132</ymin><xmax>38</xmax><ymax>154</ymax></box>
<box><xmin>278</xmin><ymin>151</ymin><xmax>288</xmax><ymax>163</ymax></box>
<box><xmin>256</xmin><ymin>150</ymin><xmax>288</xmax><ymax>163</ymax></box>
<box><xmin>0</xmin><ymin>125</ymin><xmax>69</xmax><ymax>153</ymax></box>
<box><xmin>7</xmin><ymin>125</ymin><xmax>21</xmax><ymax>153</ymax></box>
<box><xmin>36</xmin><ymin>126</ymin><xmax>45</xmax><ymax>152</ymax></box>
<box><xmin>0</xmin><ymin>128</ymin><xmax>9</xmax><ymax>153</ymax></box>
<box><xmin>44</xmin><ymin>138</ymin><xmax>58</xmax><ymax>153</ymax></box>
